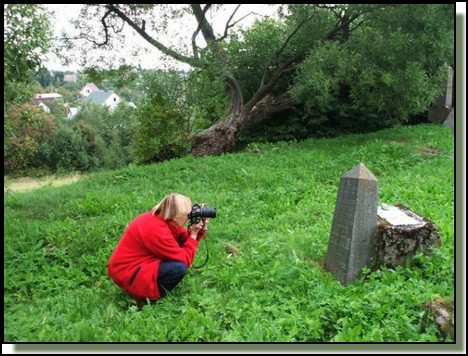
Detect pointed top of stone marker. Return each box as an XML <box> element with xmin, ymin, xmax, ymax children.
<box><xmin>342</xmin><ymin>163</ymin><xmax>377</xmax><ymax>181</ymax></box>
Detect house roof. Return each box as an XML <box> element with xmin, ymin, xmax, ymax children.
<box><xmin>34</xmin><ymin>93</ymin><xmax>62</xmax><ymax>100</ymax></box>
<box><xmin>86</xmin><ymin>90</ymin><xmax>118</xmax><ymax>105</ymax></box>
<box><xmin>83</xmin><ymin>83</ymin><xmax>99</xmax><ymax>91</ymax></box>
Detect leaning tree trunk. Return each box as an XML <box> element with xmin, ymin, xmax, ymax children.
<box><xmin>189</xmin><ymin>115</ymin><xmax>243</xmax><ymax>156</ymax></box>
<box><xmin>189</xmin><ymin>75</ymin><xmax>244</xmax><ymax>156</ymax></box>
<box><xmin>190</xmin><ymin>75</ymin><xmax>296</xmax><ymax>156</ymax></box>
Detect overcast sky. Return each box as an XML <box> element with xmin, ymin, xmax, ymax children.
<box><xmin>44</xmin><ymin>4</ymin><xmax>279</xmax><ymax>72</ymax></box>
<box><xmin>45</xmin><ymin>4</ymin><xmax>466</xmax><ymax>73</ymax></box>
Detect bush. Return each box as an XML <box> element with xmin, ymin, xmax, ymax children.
<box><xmin>4</xmin><ymin>103</ymin><xmax>55</xmax><ymax>173</ymax></box>
<box><xmin>129</xmin><ymin>95</ymin><xmax>190</xmax><ymax>164</ymax></box>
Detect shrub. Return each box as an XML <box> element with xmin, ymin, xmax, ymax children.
<box><xmin>4</xmin><ymin>103</ymin><xmax>55</xmax><ymax>173</ymax></box>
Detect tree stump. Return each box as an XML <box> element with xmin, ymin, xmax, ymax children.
<box><xmin>374</xmin><ymin>204</ymin><xmax>441</xmax><ymax>268</ymax></box>
<box><xmin>421</xmin><ymin>297</ymin><xmax>454</xmax><ymax>340</ymax></box>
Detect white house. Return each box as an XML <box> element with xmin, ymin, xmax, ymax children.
<box><xmin>37</xmin><ymin>102</ymin><xmax>51</xmax><ymax>113</ymax></box>
<box><xmin>79</xmin><ymin>83</ymin><xmax>100</xmax><ymax>97</ymax></box>
<box><xmin>66</xmin><ymin>107</ymin><xmax>79</xmax><ymax>119</ymax></box>
<box><xmin>86</xmin><ymin>90</ymin><xmax>121</xmax><ymax>110</ymax></box>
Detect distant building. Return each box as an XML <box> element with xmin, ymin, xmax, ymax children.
<box><xmin>80</xmin><ymin>83</ymin><xmax>100</xmax><ymax>97</ymax></box>
<box><xmin>33</xmin><ymin>93</ymin><xmax>63</xmax><ymax>105</ymax></box>
<box><xmin>66</xmin><ymin>107</ymin><xmax>79</xmax><ymax>119</ymax></box>
<box><xmin>86</xmin><ymin>90</ymin><xmax>121</xmax><ymax>110</ymax></box>
<box><xmin>63</xmin><ymin>74</ymin><xmax>77</xmax><ymax>83</ymax></box>
<box><xmin>37</xmin><ymin>102</ymin><xmax>51</xmax><ymax>113</ymax></box>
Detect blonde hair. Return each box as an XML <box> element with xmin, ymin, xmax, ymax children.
<box><xmin>152</xmin><ymin>193</ymin><xmax>192</xmax><ymax>221</ymax></box>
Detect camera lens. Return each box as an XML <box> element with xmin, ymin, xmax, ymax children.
<box><xmin>200</xmin><ymin>207</ymin><xmax>216</xmax><ymax>218</ymax></box>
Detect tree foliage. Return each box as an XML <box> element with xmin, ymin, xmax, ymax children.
<box><xmin>129</xmin><ymin>74</ymin><xmax>190</xmax><ymax>164</ymax></box>
<box><xmin>32</xmin><ymin>102</ymin><xmax>135</xmax><ymax>173</ymax></box>
<box><xmin>4</xmin><ymin>4</ymin><xmax>52</xmax><ymax>165</ymax></box>
<box><xmin>291</xmin><ymin>5</ymin><xmax>453</xmax><ymax>133</ymax></box>
<box><xmin>58</xmin><ymin>4</ymin><xmax>454</xmax><ymax>156</ymax></box>
<box><xmin>4</xmin><ymin>4</ymin><xmax>52</xmax><ymax>106</ymax></box>
<box><xmin>4</xmin><ymin>103</ymin><xmax>56</xmax><ymax>173</ymax></box>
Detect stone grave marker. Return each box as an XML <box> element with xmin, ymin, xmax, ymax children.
<box><xmin>325</xmin><ymin>163</ymin><xmax>378</xmax><ymax>284</ymax></box>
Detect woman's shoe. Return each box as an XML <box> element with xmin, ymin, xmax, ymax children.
<box><xmin>134</xmin><ymin>297</ymin><xmax>146</xmax><ymax>310</ymax></box>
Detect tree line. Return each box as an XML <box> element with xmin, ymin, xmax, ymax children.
<box><xmin>4</xmin><ymin>4</ymin><xmax>454</xmax><ymax>175</ymax></box>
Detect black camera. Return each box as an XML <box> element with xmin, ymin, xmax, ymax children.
<box><xmin>188</xmin><ymin>204</ymin><xmax>217</xmax><ymax>225</ymax></box>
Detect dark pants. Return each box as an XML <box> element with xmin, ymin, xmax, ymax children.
<box><xmin>157</xmin><ymin>261</ymin><xmax>187</xmax><ymax>297</ymax></box>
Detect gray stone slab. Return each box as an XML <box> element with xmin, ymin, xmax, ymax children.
<box><xmin>325</xmin><ymin>163</ymin><xmax>378</xmax><ymax>284</ymax></box>
<box><xmin>443</xmin><ymin>108</ymin><xmax>454</xmax><ymax>128</ymax></box>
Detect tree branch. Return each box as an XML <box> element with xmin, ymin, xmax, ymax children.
<box><xmin>106</xmin><ymin>4</ymin><xmax>201</xmax><ymax>67</ymax></box>
<box><xmin>190</xmin><ymin>4</ymin><xmax>216</xmax><ymax>44</ymax></box>
<box><xmin>276</xmin><ymin>10</ymin><xmax>314</xmax><ymax>59</ymax></box>
<box><xmin>326</xmin><ymin>5</ymin><xmax>388</xmax><ymax>41</ymax></box>
<box><xmin>92</xmin><ymin>9</ymin><xmax>113</xmax><ymax>46</ymax></box>
<box><xmin>191</xmin><ymin>4</ymin><xmax>213</xmax><ymax>59</ymax></box>
<box><xmin>246</xmin><ymin>54</ymin><xmax>301</xmax><ymax>112</ymax></box>
<box><xmin>254</xmin><ymin>7</ymin><xmax>317</xmax><ymax>107</ymax></box>
<box><xmin>219</xmin><ymin>5</ymin><xmax>241</xmax><ymax>41</ymax></box>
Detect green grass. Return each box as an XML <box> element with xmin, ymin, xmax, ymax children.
<box><xmin>4</xmin><ymin>123</ymin><xmax>455</xmax><ymax>342</ymax></box>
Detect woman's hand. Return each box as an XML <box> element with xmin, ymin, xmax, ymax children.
<box><xmin>201</xmin><ymin>218</ymin><xmax>209</xmax><ymax>231</ymax></box>
<box><xmin>188</xmin><ymin>221</ymin><xmax>204</xmax><ymax>239</ymax></box>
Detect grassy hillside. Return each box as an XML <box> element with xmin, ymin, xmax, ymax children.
<box><xmin>4</xmin><ymin>123</ymin><xmax>455</xmax><ymax>342</ymax></box>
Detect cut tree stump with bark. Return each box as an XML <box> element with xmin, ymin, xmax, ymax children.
<box><xmin>374</xmin><ymin>204</ymin><xmax>441</xmax><ymax>268</ymax></box>
<box><xmin>421</xmin><ymin>297</ymin><xmax>454</xmax><ymax>340</ymax></box>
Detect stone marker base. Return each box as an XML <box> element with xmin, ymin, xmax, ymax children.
<box><xmin>373</xmin><ymin>204</ymin><xmax>441</xmax><ymax>268</ymax></box>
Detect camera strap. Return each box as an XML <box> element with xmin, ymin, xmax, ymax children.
<box><xmin>192</xmin><ymin>238</ymin><xmax>209</xmax><ymax>269</ymax></box>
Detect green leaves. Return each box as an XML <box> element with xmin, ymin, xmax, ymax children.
<box><xmin>4</xmin><ymin>124</ymin><xmax>454</xmax><ymax>342</ymax></box>
<box><xmin>291</xmin><ymin>4</ymin><xmax>453</xmax><ymax>133</ymax></box>
<box><xmin>4</xmin><ymin>5</ymin><xmax>52</xmax><ymax>105</ymax></box>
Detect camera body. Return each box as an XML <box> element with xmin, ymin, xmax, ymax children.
<box><xmin>188</xmin><ymin>204</ymin><xmax>217</xmax><ymax>225</ymax></box>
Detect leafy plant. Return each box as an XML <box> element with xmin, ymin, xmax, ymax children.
<box><xmin>4</xmin><ymin>124</ymin><xmax>454</xmax><ymax>343</ymax></box>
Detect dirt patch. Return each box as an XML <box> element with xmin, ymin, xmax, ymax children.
<box><xmin>4</xmin><ymin>173</ymin><xmax>82</xmax><ymax>193</ymax></box>
<box><xmin>418</xmin><ymin>146</ymin><xmax>441</xmax><ymax>156</ymax></box>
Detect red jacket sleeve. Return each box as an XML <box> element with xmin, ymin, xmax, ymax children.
<box><xmin>142</xmin><ymin>223</ymin><xmax>199</xmax><ymax>267</ymax></box>
<box><xmin>182</xmin><ymin>226</ymin><xmax>207</xmax><ymax>241</ymax></box>
<box><xmin>196</xmin><ymin>228</ymin><xmax>207</xmax><ymax>242</ymax></box>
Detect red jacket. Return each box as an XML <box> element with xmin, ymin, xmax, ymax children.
<box><xmin>108</xmin><ymin>211</ymin><xmax>206</xmax><ymax>299</ymax></box>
